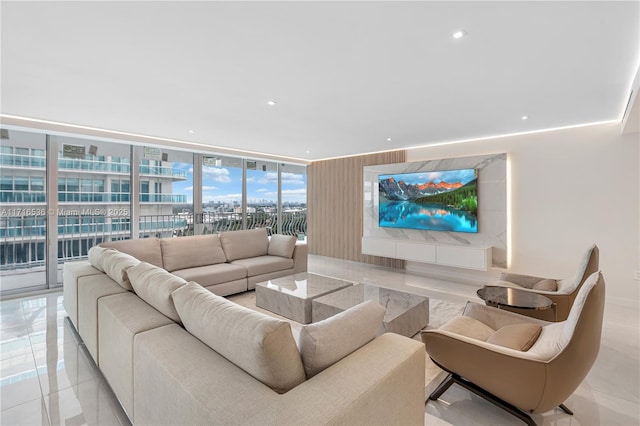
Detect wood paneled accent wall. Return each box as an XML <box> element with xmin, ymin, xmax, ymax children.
<box><xmin>307</xmin><ymin>150</ymin><xmax>406</xmax><ymax>267</ymax></box>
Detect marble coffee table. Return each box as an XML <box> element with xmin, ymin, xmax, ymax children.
<box><xmin>255</xmin><ymin>273</ymin><xmax>354</xmax><ymax>324</ymax></box>
<box><xmin>312</xmin><ymin>284</ymin><xmax>429</xmax><ymax>337</ymax></box>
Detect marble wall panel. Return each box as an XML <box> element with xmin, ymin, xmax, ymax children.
<box><xmin>363</xmin><ymin>153</ymin><xmax>507</xmax><ymax>268</ymax></box>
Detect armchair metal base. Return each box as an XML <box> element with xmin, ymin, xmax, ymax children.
<box><xmin>428</xmin><ymin>373</ymin><xmax>573</xmax><ymax>426</ymax></box>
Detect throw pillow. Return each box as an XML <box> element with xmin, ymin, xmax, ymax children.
<box><xmin>172</xmin><ymin>282</ymin><xmax>305</xmax><ymax>393</ymax></box>
<box><xmin>532</xmin><ymin>278</ymin><xmax>558</xmax><ymax>291</ymax></box>
<box><xmin>127</xmin><ymin>261</ymin><xmax>187</xmax><ymax>323</ymax></box>
<box><xmin>101</xmin><ymin>250</ymin><xmax>140</xmax><ymax>291</ymax></box>
<box><xmin>268</xmin><ymin>234</ymin><xmax>297</xmax><ymax>259</ymax></box>
<box><xmin>486</xmin><ymin>323</ymin><xmax>543</xmax><ymax>351</ymax></box>
<box><xmin>298</xmin><ymin>300</ymin><xmax>385</xmax><ymax>378</ymax></box>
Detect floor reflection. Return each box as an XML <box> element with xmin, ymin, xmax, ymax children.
<box><xmin>0</xmin><ymin>292</ymin><xmax>129</xmax><ymax>426</ymax></box>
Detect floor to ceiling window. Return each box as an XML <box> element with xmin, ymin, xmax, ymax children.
<box><xmin>0</xmin><ymin>127</ymin><xmax>307</xmax><ymax>296</ymax></box>
<box><xmin>280</xmin><ymin>163</ymin><xmax>307</xmax><ymax>237</ymax></box>
<box><xmin>0</xmin><ymin>130</ymin><xmax>47</xmax><ymax>294</ymax></box>
<box><xmin>245</xmin><ymin>160</ymin><xmax>278</xmax><ymax>234</ymax></box>
<box><xmin>55</xmin><ymin>136</ymin><xmax>132</xmax><ymax>284</ymax></box>
<box><xmin>201</xmin><ymin>155</ymin><xmax>243</xmax><ymax>234</ymax></box>
<box><xmin>138</xmin><ymin>148</ymin><xmax>192</xmax><ymax>238</ymax></box>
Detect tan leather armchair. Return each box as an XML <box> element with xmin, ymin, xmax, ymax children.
<box><xmin>422</xmin><ymin>271</ymin><xmax>605</xmax><ymax>426</ymax></box>
<box><xmin>495</xmin><ymin>244</ymin><xmax>599</xmax><ymax>321</ymax></box>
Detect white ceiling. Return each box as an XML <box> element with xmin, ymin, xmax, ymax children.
<box><xmin>1</xmin><ymin>1</ymin><xmax>639</xmax><ymax>162</ymax></box>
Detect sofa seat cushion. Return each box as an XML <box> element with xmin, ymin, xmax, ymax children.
<box><xmin>172</xmin><ymin>282</ymin><xmax>306</xmax><ymax>394</ymax></box>
<box><xmin>298</xmin><ymin>300</ymin><xmax>386</xmax><ymax>378</ymax></box>
<box><xmin>171</xmin><ymin>263</ymin><xmax>247</xmax><ymax>287</ymax></box>
<box><xmin>230</xmin><ymin>255</ymin><xmax>294</xmax><ymax>276</ymax></box>
<box><xmin>161</xmin><ymin>234</ymin><xmax>226</xmax><ymax>272</ymax></box>
<box><xmin>268</xmin><ymin>234</ymin><xmax>297</xmax><ymax>258</ymax></box>
<box><xmin>127</xmin><ymin>262</ymin><xmax>187</xmax><ymax>323</ymax></box>
<box><xmin>100</xmin><ymin>238</ymin><xmax>163</xmax><ymax>268</ymax></box>
<box><xmin>220</xmin><ymin>228</ymin><xmax>269</xmax><ymax>261</ymax></box>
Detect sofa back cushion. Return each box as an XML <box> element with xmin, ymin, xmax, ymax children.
<box><xmin>101</xmin><ymin>250</ymin><xmax>140</xmax><ymax>291</ymax></box>
<box><xmin>87</xmin><ymin>245</ymin><xmax>116</xmax><ymax>272</ymax></box>
<box><xmin>298</xmin><ymin>300</ymin><xmax>385</xmax><ymax>378</ymax></box>
<box><xmin>128</xmin><ymin>262</ymin><xmax>187</xmax><ymax>323</ymax></box>
<box><xmin>220</xmin><ymin>228</ymin><xmax>269</xmax><ymax>261</ymax></box>
<box><xmin>172</xmin><ymin>282</ymin><xmax>306</xmax><ymax>393</ymax></box>
<box><xmin>99</xmin><ymin>238</ymin><xmax>163</xmax><ymax>268</ymax></box>
<box><xmin>268</xmin><ymin>234</ymin><xmax>297</xmax><ymax>259</ymax></box>
<box><xmin>160</xmin><ymin>235</ymin><xmax>227</xmax><ymax>272</ymax></box>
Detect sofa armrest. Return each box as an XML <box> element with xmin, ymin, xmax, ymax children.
<box><xmin>277</xmin><ymin>333</ymin><xmax>425</xmax><ymax>425</ymax></box>
<box><xmin>292</xmin><ymin>241</ymin><xmax>308</xmax><ymax>274</ymax></box>
<box><xmin>63</xmin><ymin>260</ymin><xmax>103</xmax><ymax>328</ymax></box>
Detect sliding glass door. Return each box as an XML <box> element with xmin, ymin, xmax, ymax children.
<box><xmin>0</xmin><ymin>130</ymin><xmax>48</xmax><ymax>294</ymax></box>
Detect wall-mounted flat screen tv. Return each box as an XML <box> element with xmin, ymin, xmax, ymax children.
<box><xmin>378</xmin><ymin>168</ymin><xmax>478</xmax><ymax>233</ymax></box>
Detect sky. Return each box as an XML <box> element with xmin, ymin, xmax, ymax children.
<box><xmin>379</xmin><ymin>168</ymin><xmax>477</xmax><ymax>186</ymax></box>
<box><xmin>171</xmin><ymin>163</ymin><xmax>307</xmax><ymax>204</ymax></box>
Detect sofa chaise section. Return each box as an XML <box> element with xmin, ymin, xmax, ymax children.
<box><xmin>133</xmin><ymin>325</ymin><xmax>425</xmax><ymax>425</ymax></box>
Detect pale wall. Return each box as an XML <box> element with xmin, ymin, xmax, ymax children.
<box><xmin>407</xmin><ymin>122</ymin><xmax>639</xmax><ymax>305</ymax></box>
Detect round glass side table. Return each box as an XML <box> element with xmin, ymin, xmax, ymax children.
<box><xmin>477</xmin><ymin>286</ymin><xmax>557</xmax><ymax>321</ymax></box>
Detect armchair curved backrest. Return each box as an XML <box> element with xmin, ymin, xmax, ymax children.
<box><xmin>557</xmin><ymin>244</ymin><xmax>599</xmax><ymax>294</ymax></box>
<box><xmin>423</xmin><ymin>271</ymin><xmax>605</xmax><ymax>421</ymax></box>
<box><xmin>535</xmin><ymin>269</ymin><xmax>604</xmax><ymax>411</ymax></box>
<box><xmin>498</xmin><ymin>244</ymin><xmax>599</xmax><ymax>321</ymax></box>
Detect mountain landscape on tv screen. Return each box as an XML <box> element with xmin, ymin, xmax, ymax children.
<box><xmin>378</xmin><ymin>169</ymin><xmax>478</xmax><ymax>233</ymax></box>
<box><xmin>379</xmin><ymin>177</ymin><xmax>464</xmax><ymax>201</ymax></box>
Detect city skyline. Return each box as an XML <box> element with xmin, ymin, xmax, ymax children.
<box><xmin>171</xmin><ymin>163</ymin><xmax>307</xmax><ymax>204</ymax></box>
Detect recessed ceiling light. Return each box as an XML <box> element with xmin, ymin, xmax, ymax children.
<box><xmin>305</xmin><ymin>150</ymin><xmax>311</xmax><ymax>154</ymax></box>
<box><xmin>452</xmin><ymin>30</ymin><xmax>466</xmax><ymax>39</ymax></box>
<box><xmin>188</xmin><ymin>129</ymin><xmax>195</xmax><ymax>134</ymax></box>
<box><xmin>387</xmin><ymin>138</ymin><xmax>392</xmax><ymax>142</ymax></box>
<box><xmin>521</xmin><ymin>115</ymin><xmax>529</xmax><ymax>120</ymax></box>
<box><xmin>267</xmin><ymin>100</ymin><xmax>277</xmax><ymax>106</ymax></box>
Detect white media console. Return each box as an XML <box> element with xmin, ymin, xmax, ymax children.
<box><xmin>362</xmin><ymin>237</ymin><xmax>492</xmax><ymax>271</ymax></box>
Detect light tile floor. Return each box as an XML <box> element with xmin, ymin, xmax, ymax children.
<box><xmin>0</xmin><ymin>254</ymin><xmax>638</xmax><ymax>425</ymax></box>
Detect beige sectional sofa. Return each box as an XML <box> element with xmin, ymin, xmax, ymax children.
<box><xmin>63</xmin><ymin>228</ymin><xmax>426</xmax><ymax>425</ymax></box>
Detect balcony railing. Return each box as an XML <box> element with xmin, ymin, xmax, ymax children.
<box><xmin>0</xmin><ymin>153</ymin><xmax>46</xmax><ymax>168</ymax></box>
<box><xmin>59</xmin><ymin>158</ymin><xmax>130</xmax><ymax>173</ymax></box>
<box><xmin>0</xmin><ymin>191</ymin><xmax>46</xmax><ymax>203</ymax></box>
<box><xmin>139</xmin><ymin>165</ymin><xmax>187</xmax><ymax>179</ymax></box>
<box><xmin>140</xmin><ymin>194</ymin><xmax>187</xmax><ymax>203</ymax></box>
<box><xmin>1</xmin><ymin>153</ymin><xmax>186</xmax><ymax>178</ymax></box>
<box><xmin>1</xmin><ymin>191</ymin><xmax>186</xmax><ymax>204</ymax></box>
